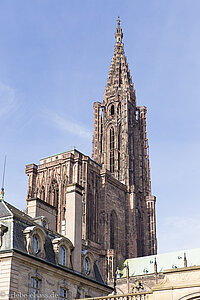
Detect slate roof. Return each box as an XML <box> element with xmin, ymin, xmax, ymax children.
<box><xmin>0</xmin><ymin>199</ymin><xmax>106</xmax><ymax>286</ymax></box>
<box><xmin>0</xmin><ymin>200</ymin><xmax>13</xmax><ymax>218</ymax></box>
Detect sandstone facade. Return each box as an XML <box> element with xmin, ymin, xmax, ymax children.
<box><xmin>25</xmin><ymin>18</ymin><xmax>157</xmax><ymax>282</ymax></box>
<box><xmin>0</xmin><ymin>199</ymin><xmax>112</xmax><ymax>299</ymax></box>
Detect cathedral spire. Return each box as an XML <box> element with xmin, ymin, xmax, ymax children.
<box><xmin>104</xmin><ymin>18</ymin><xmax>135</xmax><ymax>101</ymax></box>
<box><xmin>115</xmin><ymin>16</ymin><xmax>123</xmax><ymax>43</ymax></box>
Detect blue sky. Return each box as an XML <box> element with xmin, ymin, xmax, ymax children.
<box><xmin>1</xmin><ymin>0</ymin><xmax>200</xmax><ymax>254</ymax></box>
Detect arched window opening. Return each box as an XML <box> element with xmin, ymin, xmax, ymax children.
<box><xmin>55</xmin><ymin>189</ymin><xmax>59</xmax><ymax>207</ymax></box>
<box><xmin>61</xmin><ymin>207</ymin><xmax>66</xmax><ymax>235</ymax></box>
<box><xmin>59</xmin><ymin>245</ymin><xmax>67</xmax><ymax>266</ymax></box>
<box><xmin>110</xmin><ymin>210</ymin><xmax>118</xmax><ymax>250</ymax></box>
<box><xmin>32</xmin><ymin>234</ymin><xmax>39</xmax><ymax>254</ymax></box>
<box><xmin>117</xmin><ymin>103</ymin><xmax>121</xmax><ymax>116</ymax></box>
<box><xmin>48</xmin><ymin>179</ymin><xmax>59</xmax><ymax>208</ymax></box>
<box><xmin>110</xmin><ymin>105</ymin><xmax>114</xmax><ymax>116</ymax></box>
<box><xmin>87</xmin><ymin>184</ymin><xmax>97</xmax><ymax>242</ymax></box>
<box><xmin>110</xmin><ymin>128</ymin><xmax>114</xmax><ymax>173</ymax></box>
<box><xmin>40</xmin><ymin>186</ymin><xmax>45</xmax><ymax>201</ymax></box>
<box><xmin>128</xmin><ymin>109</ymin><xmax>131</xmax><ymax>124</ymax></box>
<box><xmin>118</xmin><ymin>125</ymin><xmax>121</xmax><ymax>171</ymax></box>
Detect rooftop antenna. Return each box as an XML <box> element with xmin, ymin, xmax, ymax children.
<box><xmin>1</xmin><ymin>155</ymin><xmax>6</xmax><ymax>200</ymax></box>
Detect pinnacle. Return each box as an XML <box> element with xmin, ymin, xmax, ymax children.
<box><xmin>117</xmin><ymin>16</ymin><xmax>120</xmax><ymax>26</ymax></box>
<box><xmin>115</xmin><ymin>16</ymin><xmax>123</xmax><ymax>43</ymax></box>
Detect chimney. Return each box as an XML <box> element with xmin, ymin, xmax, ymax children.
<box><xmin>26</xmin><ymin>198</ymin><xmax>57</xmax><ymax>231</ymax></box>
<box><xmin>65</xmin><ymin>183</ymin><xmax>83</xmax><ymax>272</ymax></box>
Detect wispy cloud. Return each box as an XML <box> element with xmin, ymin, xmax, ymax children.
<box><xmin>44</xmin><ymin>110</ymin><xmax>92</xmax><ymax>140</ymax></box>
<box><xmin>0</xmin><ymin>82</ymin><xmax>15</xmax><ymax>117</ymax></box>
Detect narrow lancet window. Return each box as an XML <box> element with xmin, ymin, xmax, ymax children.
<box><xmin>117</xmin><ymin>103</ymin><xmax>121</xmax><ymax>116</ymax></box>
<box><xmin>40</xmin><ymin>186</ymin><xmax>45</xmax><ymax>201</ymax></box>
<box><xmin>110</xmin><ymin>105</ymin><xmax>114</xmax><ymax>116</ymax></box>
<box><xmin>48</xmin><ymin>179</ymin><xmax>59</xmax><ymax>207</ymax></box>
<box><xmin>110</xmin><ymin>127</ymin><xmax>114</xmax><ymax>173</ymax></box>
<box><xmin>118</xmin><ymin>125</ymin><xmax>121</xmax><ymax>171</ymax></box>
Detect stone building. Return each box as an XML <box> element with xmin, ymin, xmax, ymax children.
<box><xmin>25</xmin><ymin>18</ymin><xmax>157</xmax><ymax>282</ymax></box>
<box><xmin>0</xmin><ymin>191</ymin><xmax>113</xmax><ymax>299</ymax></box>
<box><xmin>80</xmin><ymin>249</ymin><xmax>200</xmax><ymax>300</ymax></box>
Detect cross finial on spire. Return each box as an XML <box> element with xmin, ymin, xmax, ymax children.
<box><xmin>117</xmin><ymin>16</ymin><xmax>120</xmax><ymax>27</ymax></box>
<box><xmin>115</xmin><ymin>16</ymin><xmax>123</xmax><ymax>43</ymax></box>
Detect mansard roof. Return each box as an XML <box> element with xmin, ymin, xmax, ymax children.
<box><xmin>0</xmin><ymin>200</ymin><xmax>107</xmax><ymax>286</ymax></box>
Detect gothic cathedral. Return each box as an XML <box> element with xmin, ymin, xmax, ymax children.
<box><xmin>25</xmin><ymin>18</ymin><xmax>157</xmax><ymax>282</ymax></box>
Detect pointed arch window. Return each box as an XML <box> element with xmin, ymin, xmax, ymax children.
<box><xmin>110</xmin><ymin>127</ymin><xmax>114</xmax><ymax>173</ymax></box>
<box><xmin>117</xmin><ymin>103</ymin><xmax>121</xmax><ymax>116</ymax></box>
<box><xmin>110</xmin><ymin>105</ymin><xmax>114</xmax><ymax>116</ymax></box>
<box><xmin>40</xmin><ymin>186</ymin><xmax>45</xmax><ymax>201</ymax></box>
<box><xmin>118</xmin><ymin>125</ymin><xmax>121</xmax><ymax>171</ymax></box>
<box><xmin>48</xmin><ymin>179</ymin><xmax>59</xmax><ymax>207</ymax></box>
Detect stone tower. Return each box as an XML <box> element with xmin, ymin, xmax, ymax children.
<box><xmin>92</xmin><ymin>17</ymin><xmax>157</xmax><ymax>257</ymax></box>
<box><xmin>25</xmin><ymin>18</ymin><xmax>157</xmax><ymax>283</ymax></box>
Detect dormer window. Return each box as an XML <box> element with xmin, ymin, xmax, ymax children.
<box><xmin>81</xmin><ymin>250</ymin><xmax>95</xmax><ymax>278</ymax></box>
<box><xmin>32</xmin><ymin>234</ymin><xmax>39</xmax><ymax>254</ymax></box>
<box><xmin>84</xmin><ymin>257</ymin><xmax>91</xmax><ymax>275</ymax></box>
<box><xmin>110</xmin><ymin>105</ymin><xmax>114</xmax><ymax>116</ymax></box>
<box><xmin>0</xmin><ymin>223</ymin><xmax>8</xmax><ymax>248</ymax></box>
<box><xmin>52</xmin><ymin>237</ymin><xmax>73</xmax><ymax>269</ymax></box>
<box><xmin>59</xmin><ymin>245</ymin><xmax>67</xmax><ymax>266</ymax></box>
<box><xmin>24</xmin><ymin>226</ymin><xmax>46</xmax><ymax>258</ymax></box>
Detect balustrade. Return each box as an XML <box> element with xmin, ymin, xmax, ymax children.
<box><xmin>78</xmin><ymin>291</ymin><xmax>152</xmax><ymax>300</ymax></box>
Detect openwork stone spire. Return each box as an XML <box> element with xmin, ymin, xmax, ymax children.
<box><xmin>104</xmin><ymin>17</ymin><xmax>135</xmax><ymax>101</ymax></box>
<box><xmin>115</xmin><ymin>16</ymin><xmax>123</xmax><ymax>43</ymax></box>
<box><xmin>91</xmin><ymin>19</ymin><xmax>157</xmax><ymax>266</ymax></box>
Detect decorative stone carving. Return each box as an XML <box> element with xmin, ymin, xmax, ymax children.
<box><xmin>131</xmin><ymin>280</ymin><xmax>144</xmax><ymax>293</ymax></box>
<box><xmin>23</xmin><ymin>226</ymin><xmax>46</xmax><ymax>258</ymax></box>
<box><xmin>52</xmin><ymin>237</ymin><xmax>73</xmax><ymax>268</ymax></box>
<box><xmin>0</xmin><ymin>223</ymin><xmax>7</xmax><ymax>247</ymax></box>
<box><xmin>81</xmin><ymin>250</ymin><xmax>95</xmax><ymax>278</ymax></box>
<box><xmin>25</xmin><ymin>18</ymin><xmax>157</xmax><ymax>282</ymax></box>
